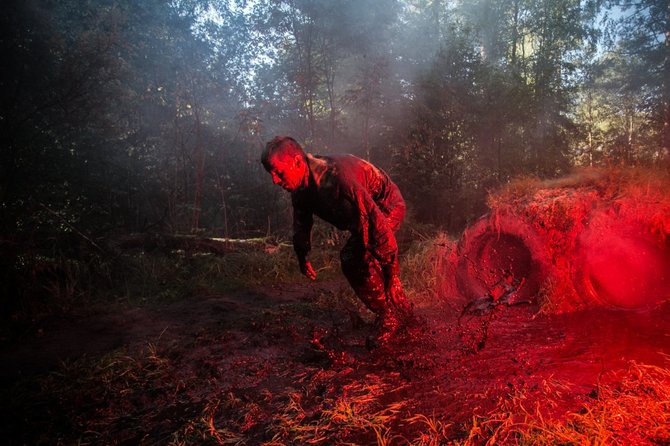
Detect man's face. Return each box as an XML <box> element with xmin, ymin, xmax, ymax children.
<box><xmin>265</xmin><ymin>152</ymin><xmax>306</xmax><ymax>192</ymax></box>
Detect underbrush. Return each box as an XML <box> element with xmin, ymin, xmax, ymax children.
<box><xmin>401</xmin><ymin>232</ymin><xmax>460</xmax><ymax>309</ymax></box>
<box><xmin>110</xmin><ymin>245</ymin><xmax>341</xmax><ymax>305</ymax></box>
<box><xmin>4</xmin><ymin>226</ymin><xmax>440</xmax><ymax>327</ymax></box>
<box><xmin>1</xmin><ymin>250</ymin><xmax>114</xmax><ymax>343</ymax></box>
<box><xmin>1</xmin><ymin>240</ymin><xmax>342</xmax><ymax>337</ymax></box>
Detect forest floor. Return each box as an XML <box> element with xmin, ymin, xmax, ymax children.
<box><xmin>2</xmin><ymin>264</ymin><xmax>670</xmax><ymax>445</ymax></box>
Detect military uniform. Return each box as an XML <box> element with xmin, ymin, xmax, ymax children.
<box><xmin>290</xmin><ymin>154</ymin><xmax>412</xmax><ymax>333</ymax></box>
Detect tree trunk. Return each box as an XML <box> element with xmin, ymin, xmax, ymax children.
<box><xmin>191</xmin><ymin>108</ymin><xmax>204</xmax><ymax>233</ymax></box>
<box><xmin>326</xmin><ymin>61</ymin><xmax>337</xmax><ymax>146</ymax></box>
<box><xmin>510</xmin><ymin>0</ymin><xmax>519</xmax><ymax>66</ymax></box>
<box><xmin>663</xmin><ymin>0</ymin><xmax>670</xmax><ymax>167</ymax></box>
<box><xmin>363</xmin><ymin>107</ymin><xmax>370</xmax><ymax>160</ymax></box>
<box><xmin>305</xmin><ymin>23</ymin><xmax>316</xmax><ymax>141</ymax></box>
<box><xmin>587</xmin><ymin>91</ymin><xmax>594</xmax><ymax>166</ymax></box>
<box><xmin>432</xmin><ymin>0</ymin><xmax>442</xmax><ymax>40</ymax></box>
<box><xmin>627</xmin><ymin>110</ymin><xmax>634</xmax><ymax>164</ymax></box>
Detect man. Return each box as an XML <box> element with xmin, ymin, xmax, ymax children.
<box><xmin>261</xmin><ymin>136</ymin><xmax>412</xmax><ymax>344</ymax></box>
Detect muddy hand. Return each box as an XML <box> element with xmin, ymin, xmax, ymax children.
<box><xmin>300</xmin><ymin>260</ymin><xmax>317</xmax><ymax>280</ymax></box>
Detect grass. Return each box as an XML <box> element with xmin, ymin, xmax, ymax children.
<box><xmin>488</xmin><ymin>166</ymin><xmax>670</xmax><ymax>241</ymax></box>
<box><xmin>266</xmin><ymin>380</ymin><xmax>407</xmax><ymax>445</ymax></box>
<box><xmin>13</xmin><ymin>355</ymin><xmax>668</xmax><ymax>445</ymax></box>
<box><xmin>3</xmin><ymin>238</ymin><xmax>341</xmax><ymax>330</ymax></box>
<box><xmin>110</xmin><ymin>243</ymin><xmax>342</xmax><ymax>305</ymax></box>
<box><xmin>5</xmin><ymin>344</ymin><xmax>174</xmax><ymax>444</ymax></box>
<box><xmin>462</xmin><ymin>362</ymin><xmax>670</xmax><ymax>445</ymax></box>
<box><xmin>3</xmin><ymin>232</ymin><xmax>670</xmax><ymax>445</ymax></box>
<box><xmin>399</xmin><ymin>231</ymin><xmax>468</xmax><ymax>320</ymax></box>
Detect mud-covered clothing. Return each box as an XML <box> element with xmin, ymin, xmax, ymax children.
<box><xmin>339</xmin><ymin>233</ymin><xmax>410</xmax><ymax>317</ymax></box>
<box><xmin>291</xmin><ymin>153</ymin><xmax>410</xmax><ymax>318</ymax></box>
<box><xmin>291</xmin><ymin>154</ymin><xmax>405</xmax><ymax>273</ymax></box>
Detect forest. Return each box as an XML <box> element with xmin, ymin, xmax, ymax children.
<box><xmin>2</xmin><ymin>0</ymin><xmax>670</xmax><ymax>444</ymax></box>
<box><xmin>2</xmin><ymin>0</ymin><xmax>668</xmax><ymax>240</ymax></box>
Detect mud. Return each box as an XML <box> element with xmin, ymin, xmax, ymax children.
<box><xmin>2</xmin><ymin>279</ymin><xmax>669</xmax><ymax>443</ymax></box>
<box><xmin>406</xmin><ymin>301</ymin><xmax>670</xmax><ymax>425</ymax></box>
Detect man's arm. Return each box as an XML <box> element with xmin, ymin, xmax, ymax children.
<box><xmin>292</xmin><ymin>195</ymin><xmax>316</xmax><ymax>280</ymax></box>
<box><xmin>382</xmin><ymin>183</ymin><xmax>406</xmax><ymax>233</ymax></box>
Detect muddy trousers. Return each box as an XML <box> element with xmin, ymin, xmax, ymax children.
<box><xmin>340</xmin><ymin>234</ymin><xmax>411</xmax><ymax>319</ymax></box>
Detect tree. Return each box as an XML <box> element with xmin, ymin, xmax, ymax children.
<box><xmin>0</xmin><ymin>0</ymin><xmax>126</xmax><ymax>237</ymax></box>
<box><xmin>250</xmin><ymin>0</ymin><xmax>400</xmax><ymax>151</ymax></box>
<box><xmin>392</xmin><ymin>26</ymin><xmax>486</xmax><ymax>230</ymax></box>
<box><xmin>602</xmin><ymin>0</ymin><xmax>670</xmax><ymax>166</ymax></box>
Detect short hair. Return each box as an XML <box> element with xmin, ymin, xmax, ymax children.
<box><xmin>262</xmin><ymin>136</ymin><xmax>306</xmax><ymax>170</ymax></box>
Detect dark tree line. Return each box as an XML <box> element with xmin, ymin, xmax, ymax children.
<box><xmin>1</xmin><ymin>0</ymin><xmax>668</xmax><ymax>246</ymax></box>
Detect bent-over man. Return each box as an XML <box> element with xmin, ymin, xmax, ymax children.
<box><xmin>261</xmin><ymin>136</ymin><xmax>413</xmax><ymax>344</ymax></box>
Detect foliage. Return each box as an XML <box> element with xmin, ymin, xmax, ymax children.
<box><xmin>1</xmin><ymin>0</ymin><xmax>665</xmax><ymax>243</ymax></box>
<box><xmin>570</xmin><ymin>0</ymin><xmax>669</xmax><ymax>167</ymax></box>
<box><xmin>1</xmin><ymin>237</ymin><xmax>344</xmax><ymax>336</ymax></box>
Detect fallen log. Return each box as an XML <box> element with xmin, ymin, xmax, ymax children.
<box><xmin>114</xmin><ymin>234</ymin><xmax>289</xmax><ymax>255</ymax></box>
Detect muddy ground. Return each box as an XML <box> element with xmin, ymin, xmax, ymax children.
<box><xmin>2</xmin><ymin>278</ymin><xmax>670</xmax><ymax>444</ymax></box>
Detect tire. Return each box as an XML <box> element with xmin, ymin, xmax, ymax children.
<box><xmin>455</xmin><ymin>213</ymin><xmax>549</xmax><ymax>304</ymax></box>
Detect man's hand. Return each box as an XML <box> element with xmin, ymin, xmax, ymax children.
<box><xmin>300</xmin><ymin>260</ymin><xmax>317</xmax><ymax>280</ymax></box>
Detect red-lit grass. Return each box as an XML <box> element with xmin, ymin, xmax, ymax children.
<box><xmin>11</xmin><ymin>340</ymin><xmax>669</xmax><ymax>445</ymax></box>
<box><xmin>3</xmin><ymin>236</ymin><xmax>670</xmax><ymax>445</ymax></box>
<box><xmin>401</xmin><ymin>231</ymin><xmax>461</xmax><ymax>308</ymax></box>
<box><xmin>463</xmin><ymin>362</ymin><xmax>670</xmax><ymax>445</ymax></box>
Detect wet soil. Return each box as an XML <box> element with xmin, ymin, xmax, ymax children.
<box><xmin>2</xmin><ymin>280</ymin><xmax>669</xmax><ymax>444</ymax></box>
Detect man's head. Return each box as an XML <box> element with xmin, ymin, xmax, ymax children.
<box><xmin>262</xmin><ymin>136</ymin><xmax>309</xmax><ymax>192</ymax></box>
